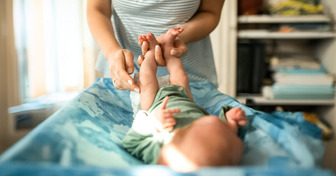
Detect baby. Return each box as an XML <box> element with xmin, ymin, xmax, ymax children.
<box><xmin>123</xmin><ymin>27</ymin><xmax>247</xmax><ymax>172</ymax></box>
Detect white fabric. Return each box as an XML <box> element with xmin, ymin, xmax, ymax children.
<box><xmin>132</xmin><ymin>110</ymin><xmax>173</xmax><ymax>145</ymax></box>
<box><xmin>132</xmin><ymin>110</ymin><xmax>158</xmax><ymax>135</ymax></box>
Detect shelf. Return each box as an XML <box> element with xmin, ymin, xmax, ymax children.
<box><xmin>238</xmin><ymin>30</ymin><xmax>336</xmax><ymax>39</ymax></box>
<box><xmin>238</xmin><ymin>15</ymin><xmax>331</xmax><ymax>24</ymax></box>
<box><xmin>237</xmin><ymin>95</ymin><xmax>335</xmax><ymax>106</ymax></box>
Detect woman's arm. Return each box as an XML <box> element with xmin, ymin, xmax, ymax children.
<box><xmin>180</xmin><ymin>0</ymin><xmax>225</xmax><ymax>44</ymax></box>
<box><xmin>168</xmin><ymin>0</ymin><xmax>225</xmax><ymax>57</ymax></box>
<box><xmin>87</xmin><ymin>0</ymin><xmax>140</xmax><ymax>92</ymax></box>
<box><xmin>87</xmin><ymin>0</ymin><xmax>117</xmax><ymax>58</ymax></box>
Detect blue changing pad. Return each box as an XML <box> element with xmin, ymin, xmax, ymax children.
<box><xmin>0</xmin><ymin>78</ymin><xmax>333</xmax><ymax>175</ymax></box>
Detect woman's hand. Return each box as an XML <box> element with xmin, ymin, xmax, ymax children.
<box><xmin>87</xmin><ymin>0</ymin><xmax>139</xmax><ymax>92</ymax></box>
<box><xmin>138</xmin><ymin>40</ymin><xmax>166</xmax><ymax>66</ymax></box>
<box><xmin>138</xmin><ymin>35</ymin><xmax>188</xmax><ymax>66</ymax></box>
<box><xmin>108</xmin><ymin>49</ymin><xmax>140</xmax><ymax>93</ymax></box>
<box><xmin>165</xmin><ymin>35</ymin><xmax>188</xmax><ymax>58</ymax></box>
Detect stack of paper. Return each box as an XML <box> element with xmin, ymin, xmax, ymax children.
<box><xmin>267</xmin><ymin>56</ymin><xmax>335</xmax><ymax>100</ymax></box>
<box><xmin>274</xmin><ymin>73</ymin><xmax>334</xmax><ymax>85</ymax></box>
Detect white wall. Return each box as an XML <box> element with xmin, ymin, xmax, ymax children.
<box><xmin>318</xmin><ymin>0</ymin><xmax>336</xmax><ymax>173</ymax></box>
<box><xmin>211</xmin><ymin>0</ymin><xmax>237</xmax><ymax>96</ymax></box>
<box><xmin>318</xmin><ymin>0</ymin><xmax>336</xmax><ymax>75</ymax></box>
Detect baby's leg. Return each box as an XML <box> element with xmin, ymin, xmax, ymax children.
<box><xmin>139</xmin><ymin>33</ymin><xmax>160</xmax><ymax>110</ymax></box>
<box><xmin>225</xmin><ymin>107</ymin><xmax>247</xmax><ymax>133</ymax></box>
<box><xmin>163</xmin><ymin>28</ymin><xmax>193</xmax><ymax>100</ymax></box>
<box><xmin>166</xmin><ymin>54</ymin><xmax>192</xmax><ymax>100</ymax></box>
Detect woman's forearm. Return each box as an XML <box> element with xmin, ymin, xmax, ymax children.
<box><xmin>87</xmin><ymin>0</ymin><xmax>121</xmax><ymax>60</ymax></box>
<box><xmin>179</xmin><ymin>0</ymin><xmax>225</xmax><ymax>44</ymax></box>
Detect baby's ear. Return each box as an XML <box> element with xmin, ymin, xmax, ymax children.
<box><xmin>156</xmin><ymin>147</ymin><xmax>168</xmax><ymax>165</ymax></box>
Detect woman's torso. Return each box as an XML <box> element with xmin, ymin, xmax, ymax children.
<box><xmin>96</xmin><ymin>0</ymin><xmax>218</xmax><ymax>86</ymax></box>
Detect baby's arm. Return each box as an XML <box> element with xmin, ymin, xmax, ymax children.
<box><xmin>225</xmin><ymin>107</ymin><xmax>247</xmax><ymax>133</ymax></box>
<box><xmin>154</xmin><ymin>96</ymin><xmax>180</xmax><ymax>132</ymax></box>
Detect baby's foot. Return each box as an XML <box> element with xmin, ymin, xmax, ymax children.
<box><xmin>138</xmin><ymin>33</ymin><xmax>160</xmax><ymax>66</ymax></box>
<box><xmin>141</xmin><ymin>33</ymin><xmax>159</xmax><ymax>51</ymax></box>
<box><xmin>168</xmin><ymin>27</ymin><xmax>183</xmax><ymax>36</ymax></box>
<box><xmin>161</xmin><ymin>27</ymin><xmax>183</xmax><ymax>46</ymax></box>
<box><xmin>225</xmin><ymin>107</ymin><xmax>247</xmax><ymax>133</ymax></box>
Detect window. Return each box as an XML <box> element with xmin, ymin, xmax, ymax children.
<box><xmin>13</xmin><ymin>0</ymin><xmax>99</xmax><ymax>102</ymax></box>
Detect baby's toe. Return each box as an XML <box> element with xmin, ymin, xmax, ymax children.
<box><xmin>168</xmin><ymin>27</ymin><xmax>183</xmax><ymax>36</ymax></box>
<box><xmin>145</xmin><ymin>33</ymin><xmax>159</xmax><ymax>48</ymax></box>
<box><xmin>137</xmin><ymin>55</ymin><xmax>145</xmax><ymax>66</ymax></box>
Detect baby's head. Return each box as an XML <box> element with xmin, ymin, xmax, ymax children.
<box><xmin>157</xmin><ymin>115</ymin><xmax>244</xmax><ymax>172</ymax></box>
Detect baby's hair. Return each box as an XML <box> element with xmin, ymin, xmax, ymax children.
<box><xmin>157</xmin><ymin>117</ymin><xmax>244</xmax><ymax>172</ymax></box>
<box><xmin>170</xmin><ymin>127</ymin><xmax>234</xmax><ymax>167</ymax></box>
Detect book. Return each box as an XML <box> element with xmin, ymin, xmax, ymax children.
<box><xmin>272</xmin><ymin>84</ymin><xmax>335</xmax><ymax>100</ymax></box>
<box><xmin>273</xmin><ymin>73</ymin><xmax>334</xmax><ymax>85</ymax></box>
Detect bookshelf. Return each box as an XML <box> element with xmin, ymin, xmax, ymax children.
<box><xmin>211</xmin><ymin>0</ymin><xmax>336</xmax><ymax>172</ymax></box>
<box><xmin>229</xmin><ymin>5</ymin><xmax>335</xmax><ymax>105</ymax></box>
<box><xmin>236</xmin><ymin>21</ymin><xmax>336</xmax><ymax>105</ymax></box>
<box><xmin>238</xmin><ymin>14</ymin><xmax>336</xmax><ymax>39</ymax></box>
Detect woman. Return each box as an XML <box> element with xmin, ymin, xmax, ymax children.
<box><xmin>87</xmin><ymin>0</ymin><xmax>225</xmax><ymax>93</ymax></box>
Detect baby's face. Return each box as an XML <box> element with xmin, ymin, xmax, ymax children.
<box><xmin>158</xmin><ymin>116</ymin><xmax>244</xmax><ymax>172</ymax></box>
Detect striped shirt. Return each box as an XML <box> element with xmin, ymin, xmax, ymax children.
<box><xmin>95</xmin><ymin>0</ymin><xmax>218</xmax><ymax>87</ymax></box>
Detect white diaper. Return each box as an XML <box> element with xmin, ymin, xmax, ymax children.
<box><xmin>130</xmin><ymin>73</ymin><xmax>170</xmax><ymax>117</ymax></box>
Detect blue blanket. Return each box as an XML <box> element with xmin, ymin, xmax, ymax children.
<box><xmin>0</xmin><ymin>78</ymin><xmax>333</xmax><ymax>175</ymax></box>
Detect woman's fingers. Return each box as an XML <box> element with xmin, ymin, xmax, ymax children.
<box><xmin>141</xmin><ymin>41</ymin><xmax>149</xmax><ymax>56</ymax></box>
<box><xmin>140</xmin><ymin>34</ymin><xmax>165</xmax><ymax>66</ymax></box>
<box><xmin>113</xmin><ymin>71</ymin><xmax>140</xmax><ymax>93</ymax></box>
<box><xmin>171</xmin><ymin>37</ymin><xmax>188</xmax><ymax>57</ymax></box>
<box><xmin>110</xmin><ymin>49</ymin><xmax>140</xmax><ymax>92</ymax></box>
<box><xmin>154</xmin><ymin>45</ymin><xmax>166</xmax><ymax>66</ymax></box>
<box><xmin>137</xmin><ymin>55</ymin><xmax>145</xmax><ymax>66</ymax></box>
<box><xmin>124</xmin><ymin>50</ymin><xmax>134</xmax><ymax>74</ymax></box>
